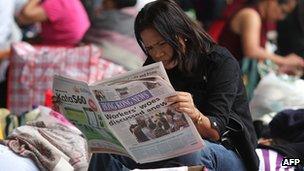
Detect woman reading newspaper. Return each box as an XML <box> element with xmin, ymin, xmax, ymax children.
<box><xmin>89</xmin><ymin>0</ymin><xmax>258</xmax><ymax>170</ymax></box>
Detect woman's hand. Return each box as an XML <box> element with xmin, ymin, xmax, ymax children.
<box><xmin>278</xmin><ymin>54</ymin><xmax>304</xmax><ymax>76</ymax></box>
<box><xmin>282</xmin><ymin>53</ymin><xmax>304</xmax><ymax>68</ymax></box>
<box><xmin>166</xmin><ymin>91</ymin><xmax>220</xmax><ymax>141</ymax></box>
<box><xmin>165</xmin><ymin>91</ymin><xmax>200</xmax><ymax>121</ymax></box>
<box><xmin>279</xmin><ymin>64</ymin><xmax>303</xmax><ymax>76</ymax></box>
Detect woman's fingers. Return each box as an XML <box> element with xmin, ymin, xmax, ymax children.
<box><xmin>166</xmin><ymin>95</ymin><xmax>187</xmax><ymax>103</ymax></box>
<box><xmin>174</xmin><ymin>106</ymin><xmax>191</xmax><ymax>114</ymax></box>
<box><xmin>165</xmin><ymin>91</ymin><xmax>200</xmax><ymax>119</ymax></box>
<box><xmin>171</xmin><ymin>101</ymin><xmax>192</xmax><ymax>109</ymax></box>
<box><xmin>166</xmin><ymin>92</ymin><xmax>193</xmax><ymax>103</ymax></box>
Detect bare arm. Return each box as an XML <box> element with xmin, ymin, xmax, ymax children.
<box><xmin>238</xmin><ymin>9</ymin><xmax>304</xmax><ymax>67</ymax></box>
<box><xmin>239</xmin><ymin>9</ymin><xmax>283</xmax><ymax>63</ymax></box>
<box><xmin>17</xmin><ymin>0</ymin><xmax>48</xmax><ymax>25</ymax></box>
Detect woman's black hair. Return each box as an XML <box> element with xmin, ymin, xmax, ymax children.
<box><xmin>134</xmin><ymin>0</ymin><xmax>215</xmax><ymax>74</ymax></box>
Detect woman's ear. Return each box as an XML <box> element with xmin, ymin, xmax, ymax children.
<box><xmin>177</xmin><ymin>36</ymin><xmax>187</xmax><ymax>54</ymax></box>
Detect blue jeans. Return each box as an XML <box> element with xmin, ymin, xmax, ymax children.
<box><xmin>89</xmin><ymin>140</ymin><xmax>246</xmax><ymax>171</ymax></box>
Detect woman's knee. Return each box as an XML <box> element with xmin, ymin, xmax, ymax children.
<box><xmin>200</xmin><ymin>141</ymin><xmax>246</xmax><ymax>171</ymax></box>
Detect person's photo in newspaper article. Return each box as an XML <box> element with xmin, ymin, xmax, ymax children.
<box><xmin>115</xmin><ymin>87</ymin><xmax>129</xmax><ymax>98</ymax></box>
<box><xmin>143</xmin><ymin>81</ymin><xmax>161</xmax><ymax>90</ymax></box>
<box><xmin>93</xmin><ymin>90</ymin><xmax>107</xmax><ymax>102</ymax></box>
<box><xmin>129</xmin><ymin>109</ymin><xmax>189</xmax><ymax>143</ymax></box>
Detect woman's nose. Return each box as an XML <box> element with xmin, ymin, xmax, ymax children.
<box><xmin>154</xmin><ymin>50</ymin><xmax>164</xmax><ymax>59</ymax></box>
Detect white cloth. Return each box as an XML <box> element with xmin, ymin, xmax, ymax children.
<box><xmin>0</xmin><ymin>0</ymin><xmax>27</xmax><ymax>82</ymax></box>
<box><xmin>0</xmin><ymin>144</ymin><xmax>39</xmax><ymax>171</ymax></box>
<box><xmin>0</xmin><ymin>0</ymin><xmax>27</xmax><ymax>49</ymax></box>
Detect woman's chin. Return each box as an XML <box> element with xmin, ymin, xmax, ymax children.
<box><xmin>164</xmin><ymin>65</ymin><xmax>174</xmax><ymax>70</ymax></box>
<box><xmin>162</xmin><ymin>61</ymin><xmax>177</xmax><ymax>70</ymax></box>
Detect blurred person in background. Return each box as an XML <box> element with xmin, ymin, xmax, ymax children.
<box><xmin>277</xmin><ymin>0</ymin><xmax>304</xmax><ymax>77</ymax></box>
<box><xmin>218</xmin><ymin>0</ymin><xmax>304</xmax><ymax>73</ymax></box>
<box><xmin>0</xmin><ymin>0</ymin><xmax>28</xmax><ymax>108</ymax></box>
<box><xmin>175</xmin><ymin>0</ymin><xmax>196</xmax><ymax>19</ymax></box>
<box><xmin>80</xmin><ymin>0</ymin><xmax>103</xmax><ymax>20</ymax></box>
<box><xmin>17</xmin><ymin>0</ymin><xmax>90</xmax><ymax>46</ymax></box>
<box><xmin>83</xmin><ymin>0</ymin><xmax>146</xmax><ymax>70</ymax></box>
<box><xmin>191</xmin><ymin>0</ymin><xmax>228</xmax><ymax>29</ymax></box>
<box><xmin>277</xmin><ymin>0</ymin><xmax>304</xmax><ymax>74</ymax></box>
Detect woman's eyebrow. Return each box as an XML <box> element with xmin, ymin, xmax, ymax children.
<box><xmin>145</xmin><ymin>40</ymin><xmax>165</xmax><ymax>49</ymax></box>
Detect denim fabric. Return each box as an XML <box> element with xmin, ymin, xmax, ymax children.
<box><xmin>89</xmin><ymin>152</ymin><xmax>131</xmax><ymax>171</ymax></box>
<box><xmin>89</xmin><ymin>140</ymin><xmax>246</xmax><ymax>171</ymax></box>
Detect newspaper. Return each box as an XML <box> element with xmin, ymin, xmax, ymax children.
<box><xmin>53</xmin><ymin>62</ymin><xmax>204</xmax><ymax>164</ymax></box>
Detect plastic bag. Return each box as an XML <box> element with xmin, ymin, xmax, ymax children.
<box><xmin>249</xmin><ymin>72</ymin><xmax>304</xmax><ymax>121</ymax></box>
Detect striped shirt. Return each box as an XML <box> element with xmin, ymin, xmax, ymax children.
<box><xmin>256</xmin><ymin>148</ymin><xmax>295</xmax><ymax>171</ymax></box>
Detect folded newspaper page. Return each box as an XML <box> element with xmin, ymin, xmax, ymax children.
<box><xmin>53</xmin><ymin>62</ymin><xmax>204</xmax><ymax>164</ymax></box>
<box><xmin>53</xmin><ymin>76</ymin><xmax>129</xmax><ymax>157</ymax></box>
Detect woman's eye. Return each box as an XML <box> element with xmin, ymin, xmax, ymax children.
<box><xmin>146</xmin><ymin>47</ymin><xmax>152</xmax><ymax>51</ymax></box>
<box><xmin>159</xmin><ymin>41</ymin><xmax>167</xmax><ymax>46</ymax></box>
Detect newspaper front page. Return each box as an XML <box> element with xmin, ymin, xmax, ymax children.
<box><xmin>53</xmin><ymin>62</ymin><xmax>204</xmax><ymax>164</ymax></box>
<box><xmin>53</xmin><ymin>76</ymin><xmax>129</xmax><ymax>157</ymax></box>
<box><xmin>90</xmin><ymin>62</ymin><xmax>204</xmax><ymax>163</ymax></box>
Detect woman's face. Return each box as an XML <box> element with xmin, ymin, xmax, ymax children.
<box><xmin>140</xmin><ymin>27</ymin><xmax>177</xmax><ymax>70</ymax></box>
<box><xmin>266</xmin><ymin>0</ymin><xmax>296</xmax><ymax>21</ymax></box>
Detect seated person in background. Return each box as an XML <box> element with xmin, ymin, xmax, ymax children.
<box><xmin>218</xmin><ymin>0</ymin><xmax>304</xmax><ymax>72</ymax></box>
<box><xmin>191</xmin><ymin>0</ymin><xmax>228</xmax><ymax>30</ymax></box>
<box><xmin>17</xmin><ymin>0</ymin><xmax>90</xmax><ymax>46</ymax></box>
<box><xmin>83</xmin><ymin>0</ymin><xmax>145</xmax><ymax>70</ymax></box>
<box><xmin>277</xmin><ymin>0</ymin><xmax>304</xmax><ymax>58</ymax></box>
<box><xmin>277</xmin><ymin>0</ymin><xmax>304</xmax><ymax>76</ymax></box>
<box><xmin>89</xmin><ymin>1</ymin><xmax>258</xmax><ymax>171</ymax></box>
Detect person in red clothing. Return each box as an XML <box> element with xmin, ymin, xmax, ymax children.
<box><xmin>218</xmin><ymin>0</ymin><xmax>304</xmax><ymax>72</ymax></box>
<box><xmin>17</xmin><ymin>0</ymin><xmax>90</xmax><ymax>46</ymax></box>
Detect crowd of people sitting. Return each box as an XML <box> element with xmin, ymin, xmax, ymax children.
<box><xmin>0</xmin><ymin>0</ymin><xmax>304</xmax><ymax>170</ymax></box>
